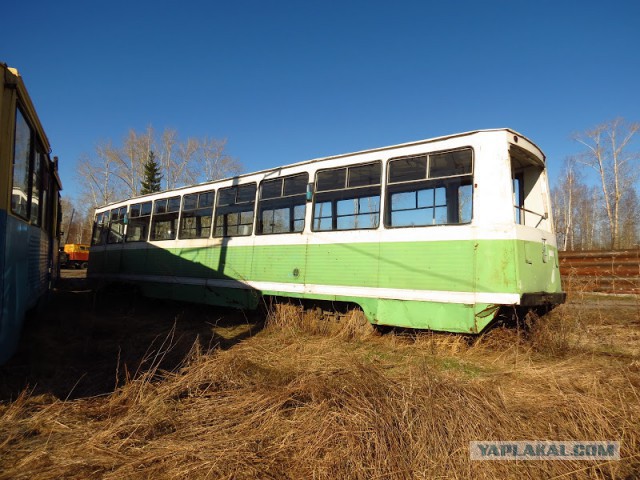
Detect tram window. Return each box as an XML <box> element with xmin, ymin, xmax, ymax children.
<box><xmin>313</xmin><ymin>162</ymin><xmax>381</xmax><ymax>231</ymax></box>
<box><xmin>429</xmin><ymin>150</ymin><xmax>472</xmax><ymax>178</ymax></box>
<box><xmin>458</xmin><ymin>184</ymin><xmax>473</xmax><ymax>223</ymax></box>
<box><xmin>513</xmin><ymin>174</ymin><xmax>524</xmax><ymax>225</ymax></box>
<box><xmin>258</xmin><ymin>173</ymin><xmax>308</xmax><ymax>234</ymax></box>
<box><xmin>261</xmin><ymin>180</ymin><xmax>283</xmax><ymax>199</ymax></box>
<box><xmin>91</xmin><ymin>211</ymin><xmax>109</xmax><ymax>245</ymax></box>
<box><xmin>11</xmin><ymin>108</ymin><xmax>32</xmax><ymax>219</ymax></box>
<box><xmin>284</xmin><ymin>174</ymin><xmax>307</xmax><ymax>196</ymax></box>
<box><xmin>108</xmin><ymin>207</ymin><xmax>127</xmax><ymax>244</ymax></box>
<box><xmin>11</xmin><ymin>109</ymin><xmax>51</xmax><ymax>226</ymax></box>
<box><xmin>127</xmin><ymin>201</ymin><xmax>152</xmax><ymax>242</ymax></box>
<box><xmin>214</xmin><ymin>183</ymin><xmax>257</xmax><ymax>237</ymax></box>
<box><xmin>151</xmin><ymin>196</ymin><xmax>181</xmax><ymax>241</ymax></box>
<box><xmin>41</xmin><ymin>157</ymin><xmax>51</xmax><ymax>232</ymax></box>
<box><xmin>30</xmin><ymin>151</ymin><xmax>42</xmax><ymax>226</ymax></box>
<box><xmin>386</xmin><ymin>148</ymin><xmax>473</xmax><ymax>228</ymax></box>
<box><xmin>336</xmin><ymin>196</ymin><xmax>381</xmax><ymax>230</ymax></box>
<box><xmin>313</xmin><ymin>201</ymin><xmax>333</xmax><ymax>231</ymax></box>
<box><xmin>389</xmin><ymin>186</ymin><xmax>447</xmax><ymax>227</ymax></box>
<box><xmin>316</xmin><ymin>168</ymin><xmax>346</xmax><ymax>192</ymax></box>
<box><xmin>388</xmin><ymin>156</ymin><xmax>427</xmax><ymax>183</ymax></box>
<box><xmin>179</xmin><ymin>190</ymin><xmax>214</xmax><ymax>239</ymax></box>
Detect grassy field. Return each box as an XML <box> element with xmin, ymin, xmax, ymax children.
<box><xmin>1</xmin><ymin>272</ymin><xmax>639</xmax><ymax>479</ymax></box>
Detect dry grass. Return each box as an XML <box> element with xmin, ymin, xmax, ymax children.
<box><xmin>1</xmin><ymin>289</ymin><xmax>639</xmax><ymax>479</ymax></box>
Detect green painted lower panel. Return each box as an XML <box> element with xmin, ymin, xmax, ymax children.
<box><xmin>89</xmin><ymin>238</ymin><xmax>564</xmax><ymax>333</ymax></box>
<box><xmin>378</xmin><ymin>240</ymin><xmax>476</xmax><ymax>291</ymax></box>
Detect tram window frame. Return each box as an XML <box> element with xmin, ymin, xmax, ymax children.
<box><xmin>257</xmin><ymin>173</ymin><xmax>308</xmax><ymax>235</ymax></box>
<box><xmin>385</xmin><ymin>148</ymin><xmax>474</xmax><ymax>228</ymax></box>
<box><xmin>126</xmin><ymin>201</ymin><xmax>152</xmax><ymax>242</ymax></box>
<box><xmin>11</xmin><ymin>104</ymin><xmax>54</xmax><ymax>231</ymax></box>
<box><xmin>107</xmin><ymin>206</ymin><xmax>127</xmax><ymax>244</ymax></box>
<box><xmin>150</xmin><ymin>196</ymin><xmax>181</xmax><ymax>241</ymax></box>
<box><xmin>11</xmin><ymin>107</ymin><xmax>34</xmax><ymax>220</ymax></box>
<box><xmin>29</xmin><ymin>150</ymin><xmax>43</xmax><ymax>227</ymax></box>
<box><xmin>179</xmin><ymin>190</ymin><xmax>215</xmax><ymax>239</ymax></box>
<box><xmin>214</xmin><ymin>183</ymin><xmax>257</xmax><ymax>237</ymax></box>
<box><xmin>312</xmin><ymin>162</ymin><xmax>382</xmax><ymax>232</ymax></box>
<box><xmin>40</xmin><ymin>156</ymin><xmax>51</xmax><ymax>233</ymax></box>
<box><xmin>513</xmin><ymin>172</ymin><xmax>525</xmax><ymax>225</ymax></box>
<box><xmin>91</xmin><ymin>211</ymin><xmax>109</xmax><ymax>246</ymax></box>
<box><xmin>510</xmin><ymin>144</ymin><xmax>550</xmax><ymax>229</ymax></box>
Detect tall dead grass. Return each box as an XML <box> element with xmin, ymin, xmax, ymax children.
<box><xmin>263</xmin><ymin>302</ymin><xmax>377</xmax><ymax>340</ymax></box>
<box><xmin>1</xmin><ymin>301</ymin><xmax>639</xmax><ymax>479</ymax></box>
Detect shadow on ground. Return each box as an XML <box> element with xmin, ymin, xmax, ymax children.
<box><xmin>0</xmin><ymin>271</ymin><xmax>264</xmax><ymax>401</ymax></box>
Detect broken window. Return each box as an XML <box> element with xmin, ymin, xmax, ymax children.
<box><xmin>312</xmin><ymin>162</ymin><xmax>381</xmax><ymax>231</ymax></box>
<box><xmin>214</xmin><ymin>183</ymin><xmax>257</xmax><ymax>237</ymax></box>
<box><xmin>386</xmin><ymin>148</ymin><xmax>473</xmax><ymax>227</ymax></box>
<box><xmin>258</xmin><ymin>173</ymin><xmax>308</xmax><ymax>234</ymax></box>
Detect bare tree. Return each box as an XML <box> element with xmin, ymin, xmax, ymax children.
<box><xmin>60</xmin><ymin>197</ymin><xmax>93</xmax><ymax>245</ymax></box>
<box><xmin>578</xmin><ymin>185</ymin><xmax>608</xmax><ymax>250</ymax></box>
<box><xmin>196</xmin><ymin>137</ymin><xmax>242</xmax><ymax>182</ymax></box>
<box><xmin>619</xmin><ymin>189</ymin><xmax>640</xmax><ymax>248</ymax></box>
<box><xmin>552</xmin><ymin>157</ymin><xmax>582</xmax><ymax>250</ymax></box>
<box><xmin>118</xmin><ymin>127</ymin><xmax>154</xmax><ymax>197</ymax></box>
<box><xmin>75</xmin><ymin>126</ymin><xmax>243</xmax><ymax>218</ymax></box>
<box><xmin>86</xmin><ymin>127</ymin><xmax>155</xmax><ymax>200</ymax></box>
<box><xmin>158</xmin><ymin>128</ymin><xmax>177</xmax><ymax>190</ymax></box>
<box><xmin>574</xmin><ymin>118</ymin><xmax>640</xmax><ymax>249</ymax></box>
<box><xmin>76</xmin><ymin>151</ymin><xmax>120</xmax><ymax>208</ymax></box>
<box><xmin>172</xmin><ymin>136</ymin><xmax>199</xmax><ymax>188</ymax></box>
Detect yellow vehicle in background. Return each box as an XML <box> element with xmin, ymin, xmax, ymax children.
<box><xmin>62</xmin><ymin>243</ymin><xmax>90</xmax><ymax>269</ymax></box>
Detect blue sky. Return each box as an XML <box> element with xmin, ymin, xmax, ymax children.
<box><xmin>2</xmin><ymin>0</ymin><xmax>639</xmax><ymax>201</ymax></box>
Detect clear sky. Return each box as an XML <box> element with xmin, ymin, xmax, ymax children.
<box><xmin>2</xmin><ymin>0</ymin><xmax>639</xmax><ymax>201</ymax></box>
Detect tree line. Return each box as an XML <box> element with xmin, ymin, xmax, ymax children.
<box><xmin>65</xmin><ymin>126</ymin><xmax>242</xmax><ymax>244</ymax></box>
<box><xmin>552</xmin><ymin>118</ymin><xmax>639</xmax><ymax>251</ymax></box>
<box><xmin>77</xmin><ymin>126</ymin><xmax>242</xmax><ymax>207</ymax></box>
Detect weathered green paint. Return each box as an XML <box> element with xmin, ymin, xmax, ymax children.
<box><xmin>90</xmin><ymin>238</ymin><xmax>562</xmax><ymax>333</ymax></box>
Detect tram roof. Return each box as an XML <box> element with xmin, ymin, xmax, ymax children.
<box><xmin>290</xmin><ymin>128</ymin><xmax>544</xmax><ymax>167</ymax></box>
<box><xmin>96</xmin><ymin>128</ymin><xmax>543</xmax><ymax>210</ymax></box>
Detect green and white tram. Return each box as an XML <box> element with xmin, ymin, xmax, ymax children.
<box><xmin>88</xmin><ymin>129</ymin><xmax>565</xmax><ymax>333</ymax></box>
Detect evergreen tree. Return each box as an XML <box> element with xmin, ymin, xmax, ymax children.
<box><xmin>140</xmin><ymin>151</ymin><xmax>163</xmax><ymax>195</ymax></box>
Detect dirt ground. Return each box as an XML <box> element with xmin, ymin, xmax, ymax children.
<box><xmin>0</xmin><ymin>269</ymin><xmax>262</xmax><ymax>401</ymax></box>
<box><xmin>0</xmin><ymin>271</ymin><xmax>638</xmax><ymax>479</ymax></box>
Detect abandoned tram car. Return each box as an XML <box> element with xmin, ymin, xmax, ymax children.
<box><xmin>89</xmin><ymin>129</ymin><xmax>565</xmax><ymax>333</ymax></box>
<box><xmin>1</xmin><ymin>64</ymin><xmax>62</xmax><ymax>363</ymax></box>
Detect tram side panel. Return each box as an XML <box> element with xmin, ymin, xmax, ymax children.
<box><xmin>87</xmin><ymin>129</ymin><xmax>564</xmax><ymax>333</ymax></box>
<box><xmin>1</xmin><ymin>216</ymin><xmax>50</xmax><ymax>363</ymax></box>
<box><xmin>0</xmin><ymin>65</ymin><xmax>61</xmax><ymax>364</ymax></box>
<box><xmin>373</xmin><ymin>236</ymin><xmax>478</xmax><ymax>332</ymax></box>
<box><xmin>250</xmin><ymin>239</ymin><xmax>308</xmax><ymax>296</ymax></box>
<box><xmin>0</xmin><ymin>209</ymin><xmax>7</xmax><ymax>360</ymax></box>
